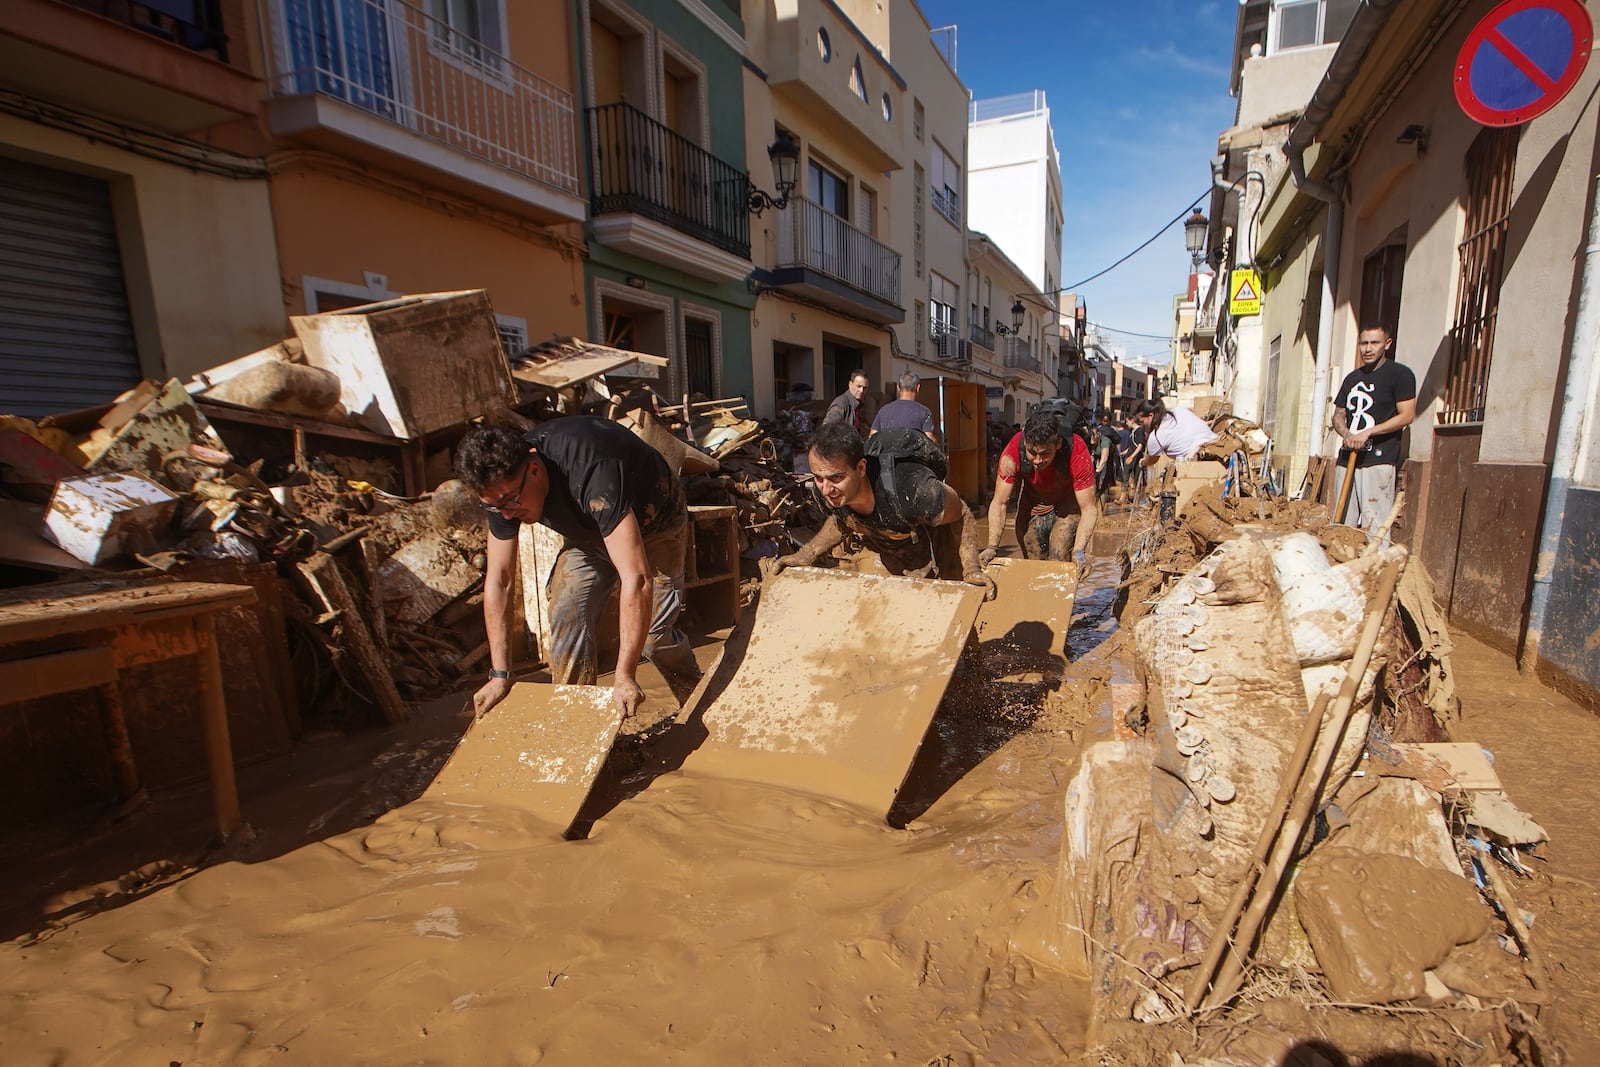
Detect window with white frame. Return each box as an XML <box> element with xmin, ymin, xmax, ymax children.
<box><xmin>428</xmin><ymin>0</ymin><xmax>508</xmax><ymax>72</ymax></box>
<box><xmin>1271</xmin><ymin>0</ymin><xmax>1357</xmax><ymax>52</ymax></box>
<box><xmin>930</xmin><ymin>141</ymin><xmax>960</xmax><ymax>226</ymax></box>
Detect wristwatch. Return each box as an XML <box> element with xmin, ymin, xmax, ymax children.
<box><xmin>487</xmin><ymin>669</ymin><xmax>511</xmax><ymax>680</ymax></box>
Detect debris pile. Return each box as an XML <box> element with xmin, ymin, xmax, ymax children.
<box><xmin>1057</xmin><ymin>465</ymin><xmax>1550</xmax><ymax>1062</ymax></box>
<box><xmin>2</xmin><ymin>291</ymin><xmax>824</xmax><ymax>740</ymax></box>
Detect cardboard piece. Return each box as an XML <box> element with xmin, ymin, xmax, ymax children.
<box><xmin>1372</xmin><ymin>741</ymin><xmax>1503</xmax><ymax>794</ymax></box>
<box><xmin>974</xmin><ymin>557</ymin><xmax>1077</xmax><ymax>671</ymax></box>
<box><xmin>682</xmin><ymin>568</ymin><xmax>982</xmax><ymax>817</ymax></box>
<box><xmin>423</xmin><ymin>683</ymin><xmax>622</xmax><ymax>836</ymax></box>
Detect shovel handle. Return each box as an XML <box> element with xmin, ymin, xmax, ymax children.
<box><xmin>1333</xmin><ymin>450</ymin><xmax>1359</xmax><ymax>523</ymax></box>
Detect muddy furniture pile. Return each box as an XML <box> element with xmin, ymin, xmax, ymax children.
<box><xmin>1052</xmin><ymin>519</ymin><xmax>1552</xmax><ymax>1062</ymax></box>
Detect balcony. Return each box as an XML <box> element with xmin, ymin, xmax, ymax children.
<box><xmin>586</xmin><ymin>103</ymin><xmax>751</xmax><ymax>283</ymax></box>
<box><xmin>0</xmin><ymin>0</ymin><xmax>261</xmax><ymax>132</ymax></box>
<box><xmin>1004</xmin><ymin>340</ymin><xmax>1040</xmax><ymax>374</ymax></box>
<box><xmin>764</xmin><ymin>196</ymin><xmax>902</xmax><ymax>325</ymax></box>
<box><xmin>969</xmin><ymin>321</ymin><xmax>994</xmax><ymax>351</ymax></box>
<box><xmin>261</xmin><ymin>0</ymin><xmax>583</xmax><ymax>225</ymax></box>
<box><xmin>931</xmin><ymin>185</ymin><xmax>961</xmax><ymax>227</ymax></box>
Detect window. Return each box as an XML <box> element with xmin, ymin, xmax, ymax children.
<box><xmin>809</xmin><ymin>159</ymin><xmax>849</xmax><ymax>219</ymax></box>
<box><xmin>858</xmin><ymin>183</ymin><xmax>877</xmax><ymax>237</ymax></box>
<box><xmin>428</xmin><ymin>0</ymin><xmax>507</xmax><ymax>72</ymax></box>
<box><xmin>1360</xmin><ymin>231</ymin><xmax>1406</xmax><ymax>349</ymax></box>
<box><xmin>930</xmin><ymin>272</ymin><xmax>958</xmax><ymax>352</ymax></box>
<box><xmin>912</xmin><ymin>163</ymin><xmax>925</xmax><ymax>278</ymax></box>
<box><xmin>1441</xmin><ymin>127</ymin><xmax>1518</xmax><ymax>425</ymax></box>
<box><xmin>683</xmin><ymin>317</ymin><xmax>716</xmax><ymax>399</ymax></box>
<box><xmin>1264</xmin><ymin>334</ymin><xmax>1281</xmax><ymax>438</ymax></box>
<box><xmin>1271</xmin><ymin>0</ymin><xmax>1358</xmax><ymax>52</ymax></box>
<box><xmin>913</xmin><ymin>98</ymin><xmax>924</xmax><ymax>142</ymax></box>
<box><xmin>931</xmin><ymin>141</ymin><xmax>960</xmax><ymax>226</ymax></box>
<box><xmin>496</xmin><ymin>315</ymin><xmax>528</xmax><ymax>357</ymax></box>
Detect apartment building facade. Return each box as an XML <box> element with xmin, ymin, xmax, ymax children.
<box><xmin>1245</xmin><ymin>0</ymin><xmax>1600</xmax><ymax>705</ymax></box>
<box><xmin>0</xmin><ymin>0</ymin><xmax>286</xmax><ymax>415</ymax></box>
<box><xmin>0</xmin><ymin>0</ymin><xmax>590</xmax><ymax>422</ymax></box>
<box><xmin>968</xmin><ymin>232</ymin><xmax>1046</xmax><ymax>426</ymax></box>
<box><xmin>575</xmin><ymin>0</ymin><xmax>754</xmax><ymax>401</ymax></box>
<box><xmin>258</xmin><ymin>0</ymin><xmax>587</xmax><ymax>347</ymax></box>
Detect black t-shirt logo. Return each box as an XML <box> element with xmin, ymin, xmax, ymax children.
<box><xmin>1346</xmin><ymin>382</ymin><xmax>1377</xmax><ymax>433</ymax></box>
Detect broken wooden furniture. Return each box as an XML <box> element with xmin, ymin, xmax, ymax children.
<box><xmin>0</xmin><ymin>580</ymin><xmax>257</xmax><ymax>839</ymax></box>
<box><xmin>685</xmin><ymin>505</ymin><xmax>739</xmax><ymax>631</ymax></box>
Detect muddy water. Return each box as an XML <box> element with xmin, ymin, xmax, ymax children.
<box><xmin>0</xmin><ymin>561</ymin><xmax>1124</xmax><ymax>1064</ymax></box>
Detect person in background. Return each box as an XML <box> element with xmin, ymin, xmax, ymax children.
<box><xmin>822</xmin><ymin>370</ymin><xmax>872</xmax><ymax>438</ymax></box>
<box><xmin>871</xmin><ymin>372</ymin><xmax>938</xmax><ymax>442</ymax></box>
<box><xmin>1136</xmin><ymin>398</ymin><xmax>1219</xmax><ymax>467</ymax></box>
<box><xmin>456</xmin><ymin>420</ymin><xmax>701</xmax><ymax>721</ymax></box>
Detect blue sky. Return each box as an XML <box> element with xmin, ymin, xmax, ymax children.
<box><xmin>918</xmin><ymin>0</ymin><xmax>1241</xmax><ymax>364</ymax></box>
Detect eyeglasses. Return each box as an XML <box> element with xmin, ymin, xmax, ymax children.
<box><xmin>480</xmin><ymin>464</ymin><xmax>531</xmax><ymax>516</ymax></box>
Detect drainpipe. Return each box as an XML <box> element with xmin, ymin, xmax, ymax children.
<box><xmin>1522</xmin><ymin>171</ymin><xmax>1600</xmax><ymax>672</ymax></box>
<box><xmin>1282</xmin><ymin>0</ymin><xmax>1403</xmax><ymax>459</ymax></box>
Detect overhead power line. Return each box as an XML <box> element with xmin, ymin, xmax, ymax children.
<box><xmin>1057</xmin><ymin>191</ymin><xmax>1212</xmax><ymax>293</ymax></box>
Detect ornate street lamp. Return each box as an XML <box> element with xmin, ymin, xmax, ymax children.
<box><xmin>1184</xmin><ymin>208</ymin><xmax>1209</xmax><ymax>269</ymax></box>
<box><xmin>748</xmin><ymin>132</ymin><xmax>801</xmax><ymax>216</ymax></box>
<box><xmin>994</xmin><ymin>300</ymin><xmax>1026</xmax><ymax>336</ymax></box>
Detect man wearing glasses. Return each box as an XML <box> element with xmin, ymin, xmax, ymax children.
<box><xmin>455</xmin><ymin>418</ymin><xmax>701</xmax><ymax>721</ymax></box>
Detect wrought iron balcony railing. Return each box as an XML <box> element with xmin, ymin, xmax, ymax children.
<box><xmin>931</xmin><ymin>185</ymin><xmax>960</xmax><ymax>226</ymax></box>
<box><xmin>587</xmin><ymin>103</ymin><xmax>750</xmax><ymax>259</ymax></box>
<box><xmin>265</xmin><ymin>0</ymin><xmax>579</xmax><ymax>196</ymax></box>
<box><xmin>969</xmin><ymin>321</ymin><xmax>995</xmax><ymax>350</ymax></box>
<box><xmin>1004</xmin><ymin>339</ymin><xmax>1039</xmax><ymax>373</ymax></box>
<box><xmin>774</xmin><ymin>196</ymin><xmax>901</xmax><ymax>306</ymax></box>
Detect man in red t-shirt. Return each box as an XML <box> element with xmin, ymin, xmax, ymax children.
<box><xmin>980</xmin><ymin>407</ymin><xmax>1099</xmax><ymax>567</ymax></box>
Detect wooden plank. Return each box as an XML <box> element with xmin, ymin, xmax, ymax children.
<box><xmin>1372</xmin><ymin>741</ymin><xmax>1502</xmax><ymax>794</ymax></box>
<box><xmin>422</xmin><ymin>683</ymin><xmax>622</xmax><ymax>836</ymax></box>
<box><xmin>297</xmin><ymin>554</ymin><xmax>409</xmax><ymax>725</ymax></box>
<box><xmin>682</xmin><ymin>568</ymin><xmax>982</xmax><ymax>818</ymax></box>
<box><xmin>111</xmin><ymin>615</ymin><xmax>200</xmax><ymax>667</ymax></box>
<box><xmin>0</xmin><ymin>646</ymin><xmax>116</xmax><ymax>703</ymax></box>
<box><xmin>0</xmin><ymin>581</ymin><xmax>255</xmax><ymax>645</ymax></box>
<box><xmin>193</xmin><ymin>615</ymin><xmax>243</xmax><ymax>838</ymax></box>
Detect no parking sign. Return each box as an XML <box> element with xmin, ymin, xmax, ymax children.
<box><xmin>1455</xmin><ymin>0</ymin><xmax>1594</xmax><ymax>126</ymax></box>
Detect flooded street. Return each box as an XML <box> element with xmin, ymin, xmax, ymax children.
<box><xmin>0</xmin><ymin>560</ymin><xmax>1128</xmax><ymax>1065</ymax></box>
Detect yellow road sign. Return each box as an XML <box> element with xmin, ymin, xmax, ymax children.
<box><xmin>1230</xmin><ymin>269</ymin><xmax>1262</xmax><ymax>316</ymax></box>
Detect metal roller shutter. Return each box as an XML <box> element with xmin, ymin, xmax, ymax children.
<box><xmin>0</xmin><ymin>155</ymin><xmax>142</xmax><ymax>418</ymax></box>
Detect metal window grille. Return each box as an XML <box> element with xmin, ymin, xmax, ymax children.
<box><xmin>1440</xmin><ymin>127</ymin><xmax>1518</xmax><ymax>425</ymax></box>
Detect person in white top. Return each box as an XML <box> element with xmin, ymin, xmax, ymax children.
<box><xmin>1135</xmin><ymin>398</ymin><xmax>1219</xmax><ymax>467</ymax></box>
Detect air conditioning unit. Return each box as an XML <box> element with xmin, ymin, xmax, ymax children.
<box><xmin>931</xmin><ymin>331</ymin><xmax>950</xmax><ymax>357</ymax></box>
<box><xmin>954</xmin><ymin>339</ymin><xmax>972</xmax><ymax>362</ymax></box>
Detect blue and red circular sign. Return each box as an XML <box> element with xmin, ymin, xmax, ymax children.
<box><xmin>1455</xmin><ymin>0</ymin><xmax>1593</xmax><ymax>126</ymax></box>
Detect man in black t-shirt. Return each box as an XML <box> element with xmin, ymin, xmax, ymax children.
<box><xmin>1332</xmin><ymin>321</ymin><xmax>1417</xmax><ymax>542</ymax></box>
<box><xmin>456</xmin><ymin>419</ymin><xmax>700</xmax><ymax>720</ymax></box>
<box><xmin>765</xmin><ymin>421</ymin><xmax>993</xmax><ymax>597</ymax></box>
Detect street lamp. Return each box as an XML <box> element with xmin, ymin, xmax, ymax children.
<box><xmin>748</xmin><ymin>131</ymin><xmax>801</xmax><ymax>216</ymax></box>
<box><xmin>994</xmin><ymin>300</ymin><xmax>1026</xmax><ymax>336</ymax></box>
<box><xmin>1184</xmin><ymin>208</ymin><xmax>1209</xmax><ymax>269</ymax></box>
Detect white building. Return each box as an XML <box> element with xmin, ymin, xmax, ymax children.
<box><xmin>967</xmin><ymin>90</ymin><xmax>1064</xmax><ymax>392</ymax></box>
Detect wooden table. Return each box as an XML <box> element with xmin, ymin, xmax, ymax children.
<box><xmin>0</xmin><ymin>580</ymin><xmax>258</xmax><ymax>838</ymax></box>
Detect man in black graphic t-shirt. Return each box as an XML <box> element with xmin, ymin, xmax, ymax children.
<box><xmin>1332</xmin><ymin>321</ymin><xmax>1417</xmax><ymax>542</ymax></box>
<box><xmin>456</xmin><ymin>418</ymin><xmax>700</xmax><ymax>721</ymax></box>
<box><xmin>764</xmin><ymin>421</ymin><xmax>994</xmax><ymax>598</ymax></box>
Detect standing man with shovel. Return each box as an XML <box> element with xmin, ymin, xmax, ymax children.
<box><xmin>1331</xmin><ymin>321</ymin><xmax>1416</xmax><ymax>543</ymax></box>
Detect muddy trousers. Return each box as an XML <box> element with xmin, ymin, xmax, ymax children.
<box><xmin>545</xmin><ymin>520</ymin><xmax>702</xmax><ymax>702</ymax></box>
<box><xmin>1015</xmin><ymin>492</ymin><xmax>1081</xmax><ymax>561</ymax></box>
<box><xmin>1342</xmin><ymin>463</ymin><xmax>1397</xmax><ymax>545</ymax></box>
<box><xmin>872</xmin><ymin>522</ymin><xmax>964</xmax><ymax>579</ymax></box>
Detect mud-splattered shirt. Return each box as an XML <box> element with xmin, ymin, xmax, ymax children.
<box><xmin>996</xmin><ymin>432</ymin><xmax>1095</xmax><ymax>505</ymax></box>
<box><xmin>486</xmin><ymin>416</ymin><xmax>682</xmax><ymax>545</ymax></box>
<box><xmin>818</xmin><ymin>456</ymin><xmax>950</xmax><ymax>549</ymax></box>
